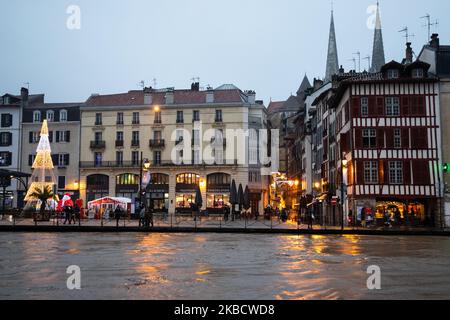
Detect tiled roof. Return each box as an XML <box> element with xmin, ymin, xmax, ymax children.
<box><xmin>85</xmin><ymin>87</ymin><xmax>246</xmax><ymax>107</ymax></box>
<box><xmin>267</xmin><ymin>101</ymin><xmax>285</xmax><ymax>114</ymax></box>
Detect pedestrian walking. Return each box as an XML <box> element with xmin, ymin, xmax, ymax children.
<box><xmin>74</xmin><ymin>204</ymin><xmax>81</xmax><ymax>226</ymax></box>
<box><xmin>63</xmin><ymin>206</ymin><xmax>71</xmax><ymax>225</ymax></box>
<box><xmin>139</xmin><ymin>206</ymin><xmax>145</xmax><ymax>227</ymax></box>
<box><xmin>114</xmin><ymin>206</ymin><xmax>122</xmax><ymax>227</ymax></box>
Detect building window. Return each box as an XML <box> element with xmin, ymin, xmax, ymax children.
<box><xmin>95</xmin><ymin>113</ymin><xmax>102</xmax><ymax>125</ymax></box>
<box><xmin>176</xmin><ymin>173</ymin><xmax>200</xmax><ymax>185</ymax></box>
<box><xmin>176</xmin><ymin>129</ymin><xmax>184</xmax><ymax>145</ymax></box>
<box><xmin>0</xmin><ymin>152</ymin><xmax>12</xmax><ymax>166</ymax></box>
<box><xmin>60</xmin><ymin>110</ymin><xmax>68</xmax><ymax>122</ymax></box>
<box><xmin>58</xmin><ymin>154</ymin><xmax>70</xmax><ymax>167</ymax></box>
<box><xmin>3</xmin><ymin>96</ymin><xmax>10</xmax><ymax>105</ymax></box>
<box><xmin>1</xmin><ymin>114</ymin><xmax>13</xmax><ymax>127</ymax></box>
<box><xmin>389</xmin><ymin>161</ymin><xmax>403</xmax><ymax>184</ymax></box>
<box><xmin>192</xmin><ymin>129</ymin><xmax>200</xmax><ymax>146</ymax></box>
<box><xmin>30</xmin><ymin>131</ymin><xmax>40</xmax><ymax>143</ymax></box>
<box><xmin>117</xmin><ymin>112</ymin><xmax>124</xmax><ymax>125</ymax></box>
<box><xmin>116</xmin><ymin>173</ymin><xmax>139</xmax><ymax>186</ymax></box>
<box><xmin>394</xmin><ymin>129</ymin><xmax>402</xmax><ymax>149</ymax></box>
<box><xmin>56</xmin><ymin>131</ymin><xmax>70</xmax><ymax>143</ymax></box>
<box><xmin>176</xmin><ymin>111</ymin><xmax>184</xmax><ymax>124</ymax></box>
<box><xmin>116</xmin><ymin>151</ymin><xmax>123</xmax><ymax>165</ymax></box>
<box><xmin>153</xmin><ymin>130</ymin><xmax>162</xmax><ymax>140</ymax></box>
<box><xmin>132</xmin><ymin>131</ymin><xmax>139</xmax><ymax>146</ymax></box>
<box><xmin>193</xmin><ymin>110</ymin><xmax>200</xmax><ymax>122</ymax></box>
<box><xmin>154</xmin><ymin>111</ymin><xmax>162</xmax><ymax>124</ymax></box>
<box><xmin>153</xmin><ymin>151</ymin><xmax>161</xmax><ymax>165</ymax></box>
<box><xmin>361</xmin><ymin>97</ymin><xmax>369</xmax><ymax>117</ymax></box>
<box><xmin>116</xmin><ymin>131</ymin><xmax>124</xmax><ymax>141</ymax></box>
<box><xmin>33</xmin><ymin>111</ymin><xmax>41</xmax><ymax>123</ymax></box>
<box><xmin>362</xmin><ymin>129</ymin><xmax>377</xmax><ymax>149</ymax></box>
<box><xmin>132</xmin><ymin>112</ymin><xmax>140</xmax><ymax>125</ymax></box>
<box><xmin>387</xmin><ymin>69</ymin><xmax>399</xmax><ymax>79</ymax></box>
<box><xmin>412</xmin><ymin>68</ymin><xmax>424</xmax><ymax>79</ymax></box>
<box><xmin>386</xmin><ymin>97</ymin><xmax>400</xmax><ymax>116</ymax></box>
<box><xmin>132</xmin><ymin>151</ymin><xmax>140</xmax><ymax>166</ymax></box>
<box><xmin>215</xmin><ymin>110</ymin><xmax>223</xmax><ymax>122</ymax></box>
<box><xmin>58</xmin><ymin>176</ymin><xmax>66</xmax><ymax>190</ymax></box>
<box><xmin>192</xmin><ymin>150</ymin><xmax>200</xmax><ymax>165</ymax></box>
<box><xmin>46</xmin><ymin>110</ymin><xmax>55</xmax><ymax>122</ymax></box>
<box><xmin>94</xmin><ymin>152</ymin><xmax>103</xmax><ymax>166</ymax></box>
<box><xmin>364</xmin><ymin>161</ymin><xmax>378</xmax><ymax>184</ymax></box>
<box><xmin>0</xmin><ymin>132</ymin><xmax>12</xmax><ymax>146</ymax></box>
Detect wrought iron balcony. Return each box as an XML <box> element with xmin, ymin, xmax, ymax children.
<box><xmin>131</xmin><ymin>140</ymin><xmax>140</xmax><ymax>147</ymax></box>
<box><xmin>115</xmin><ymin>140</ymin><xmax>124</xmax><ymax>148</ymax></box>
<box><xmin>80</xmin><ymin>159</ymin><xmax>239</xmax><ymax>169</ymax></box>
<box><xmin>149</xmin><ymin>139</ymin><xmax>165</xmax><ymax>148</ymax></box>
<box><xmin>90</xmin><ymin>140</ymin><xmax>106</xmax><ymax>150</ymax></box>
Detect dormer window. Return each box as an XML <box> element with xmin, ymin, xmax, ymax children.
<box><xmin>412</xmin><ymin>68</ymin><xmax>424</xmax><ymax>79</ymax></box>
<box><xmin>46</xmin><ymin>110</ymin><xmax>55</xmax><ymax>122</ymax></box>
<box><xmin>60</xmin><ymin>110</ymin><xmax>68</xmax><ymax>122</ymax></box>
<box><xmin>33</xmin><ymin>111</ymin><xmax>41</xmax><ymax>123</ymax></box>
<box><xmin>387</xmin><ymin>69</ymin><xmax>399</xmax><ymax>79</ymax></box>
<box><xmin>3</xmin><ymin>96</ymin><xmax>10</xmax><ymax>105</ymax></box>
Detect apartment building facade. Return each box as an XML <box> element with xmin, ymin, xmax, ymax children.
<box><xmin>21</xmin><ymin>100</ymin><xmax>82</xmax><ymax>201</ymax></box>
<box><xmin>79</xmin><ymin>83</ymin><xmax>270</xmax><ymax>215</ymax></box>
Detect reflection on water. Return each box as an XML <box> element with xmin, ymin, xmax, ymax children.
<box><xmin>0</xmin><ymin>233</ymin><xmax>449</xmax><ymax>300</ymax></box>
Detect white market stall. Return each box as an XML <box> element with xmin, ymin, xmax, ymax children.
<box><xmin>87</xmin><ymin>197</ymin><xmax>134</xmax><ymax>219</ymax></box>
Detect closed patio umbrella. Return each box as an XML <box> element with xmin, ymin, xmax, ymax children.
<box><xmin>243</xmin><ymin>186</ymin><xmax>250</xmax><ymax>210</ymax></box>
<box><xmin>238</xmin><ymin>184</ymin><xmax>244</xmax><ymax>210</ymax></box>
<box><xmin>230</xmin><ymin>180</ymin><xmax>237</xmax><ymax>206</ymax></box>
<box><xmin>195</xmin><ymin>185</ymin><xmax>203</xmax><ymax>210</ymax></box>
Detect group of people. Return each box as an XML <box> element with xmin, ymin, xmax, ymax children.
<box><xmin>62</xmin><ymin>204</ymin><xmax>81</xmax><ymax>225</ymax></box>
<box><xmin>264</xmin><ymin>206</ymin><xmax>289</xmax><ymax>223</ymax></box>
<box><xmin>139</xmin><ymin>206</ymin><xmax>154</xmax><ymax>228</ymax></box>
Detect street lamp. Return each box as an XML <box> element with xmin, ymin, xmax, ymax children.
<box><xmin>139</xmin><ymin>153</ymin><xmax>151</xmax><ymax>212</ymax></box>
<box><xmin>341</xmin><ymin>156</ymin><xmax>348</xmax><ymax>231</ymax></box>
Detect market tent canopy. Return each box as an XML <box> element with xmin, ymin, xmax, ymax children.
<box><xmin>88</xmin><ymin>197</ymin><xmax>132</xmax><ymax>207</ymax></box>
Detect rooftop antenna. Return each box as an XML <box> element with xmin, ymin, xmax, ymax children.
<box><xmin>348</xmin><ymin>58</ymin><xmax>357</xmax><ymax>71</ymax></box>
<box><xmin>139</xmin><ymin>80</ymin><xmax>145</xmax><ymax>89</ymax></box>
<box><xmin>399</xmin><ymin>26</ymin><xmax>415</xmax><ymax>43</ymax></box>
<box><xmin>152</xmin><ymin>78</ymin><xmax>157</xmax><ymax>88</ymax></box>
<box><xmin>421</xmin><ymin>14</ymin><xmax>439</xmax><ymax>41</ymax></box>
<box><xmin>353</xmin><ymin>51</ymin><xmax>361</xmax><ymax>72</ymax></box>
<box><xmin>191</xmin><ymin>77</ymin><xmax>200</xmax><ymax>83</ymax></box>
<box><xmin>363</xmin><ymin>55</ymin><xmax>371</xmax><ymax>71</ymax></box>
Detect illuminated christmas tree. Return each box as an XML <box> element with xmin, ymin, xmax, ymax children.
<box><xmin>24</xmin><ymin>120</ymin><xmax>56</xmax><ymax>207</ymax></box>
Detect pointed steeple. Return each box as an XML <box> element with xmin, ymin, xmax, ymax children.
<box><xmin>371</xmin><ymin>2</ymin><xmax>386</xmax><ymax>72</ymax></box>
<box><xmin>296</xmin><ymin>74</ymin><xmax>312</xmax><ymax>97</ymax></box>
<box><xmin>325</xmin><ymin>9</ymin><xmax>339</xmax><ymax>82</ymax></box>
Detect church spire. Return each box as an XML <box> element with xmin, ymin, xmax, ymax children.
<box><xmin>325</xmin><ymin>9</ymin><xmax>339</xmax><ymax>82</ymax></box>
<box><xmin>371</xmin><ymin>1</ymin><xmax>386</xmax><ymax>72</ymax></box>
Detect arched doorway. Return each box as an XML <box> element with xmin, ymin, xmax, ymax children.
<box><xmin>146</xmin><ymin>173</ymin><xmax>169</xmax><ymax>212</ymax></box>
<box><xmin>86</xmin><ymin>174</ymin><xmax>109</xmax><ymax>202</ymax></box>
<box><xmin>176</xmin><ymin>173</ymin><xmax>200</xmax><ymax>214</ymax></box>
<box><xmin>115</xmin><ymin>173</ymin><xmax>139</xmax><ymax>201</ymax></box>
<box><xmin>206</xmin><ymin>173</ymin><xmax>231</xmax><ymax>215</ymax></box>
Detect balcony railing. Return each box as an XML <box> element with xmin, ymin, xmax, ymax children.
<box><xmin>90</xmin><ymin>140</ymin><xmax>106</xmax><ymax>149</ymax></box>
<box><xmin>115</xmin><ymin>140</ymin><xmax>124</xmax><ymax>147</ymax></box>
<box><xmin>80</xmin><ymin>160</ymin><xmax>239</xmax><ymax>169</ymax></box>
<box><xmin>131</xmin><ymin>140</ymin><xmax>140</xmax><ymax>147</ymax></box>
<box><xmin>149</xmin><ymin>139</ymin><xmax>165</xmax><ymax>148</ymax></box>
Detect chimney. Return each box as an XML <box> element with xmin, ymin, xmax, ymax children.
<box><xmin>20</xmin><ymin>87</ymin><xmax>29</xmax><ymax>108</ymax></box>
<box><xmin>143</xmin><ymin>87</ymin><xmax>153</xmax><ymax>104</ymax></box>
<box><xmin>165</xmin><ymin>88</ymin><xmax>174</xmax><ymax>104</ymax></box>
<box><xmin>191</xmin><ymin>82</ymin><xmax>200</xmax><ymax>91</ymax></box>
<box><xmin>246</xmin><ymin>90</ymin><xmax>256</xmax><ymax>104</ymax></box>
<box><xmin>206</xmin><ymin>88</ymin><xmax>214</xmax><ymax>104</ymax></box>
<box><xmin>405</xmin><ymin>42</ymin><xmax>413</xmax><ymax>64</ymax></box>
<box><xmin>430</xmin><ymin>33</ymin><xmax>439</xmax><ymax>49</ymax></box>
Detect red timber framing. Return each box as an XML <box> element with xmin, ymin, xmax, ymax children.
<box><xmin>340</xmin><ymin>78</ymin><xmax>440</xmax><ymax>200</ymax></box>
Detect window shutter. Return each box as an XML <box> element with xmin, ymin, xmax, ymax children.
<box><xmin>56</xmin><ymin>131</ymin><xmax>60</xmax><ymax>142</ymax></box>
<box><xmin>8</xmin><ymin>132</ymin><xmax>12</xmax><ymax>145</ymax></box>
<box><xmin>356</xmin><ymin>161</ymin><xmax>364</xmax><ymax>184</ymax></box>
<box><xmin>403</xmin><ymin>160</ymin><xmax>411</xmax><ymax>185</ymax></box>
<box><xmin>29</xmin><ymin>132</ymin><xmax>33</xmax><ymax>143</ymax></box>
<box><xmin>29</xmin><ymin>155</ymin><xmax>33</xmax><ymax>166</ymax></box>
<box><xmin>6</xmin><ymin>152</ymin><xmax>12</xmax><ymax>165</ymax></box>
<box><xmin>377</xmin><ymin>129</ymin><xmax>384</xmax><ymax>148</ymax></box>
<box><xmin>65</xmin><ymin>154</ymin><xmax>70</xmax><ymax>165</ymax></box>
<box><xmin>49</xmin><ymin>131</ymin><xmax>53</xmax><ymax>143</ymax></box>
<box><xmin>402</xmin><ymin>128</ymin><xmax>409</xmax><ymax>149</ymax></box>
<box><xmin>8</xmin><ymin>114</ymin><xmax>12</xmax><ymax>126</ymax></box>
<box><xmin>377</xmin><ymin>98</ymin><xmax>384</xmax><ymax>116</ymax></box>
<box><xmin>354</xmin><ymin>128</ymin><xmax>363</xmax><ymax>149</ymax></box>
<box><xmin>402</xmin><ymin>97</ymin><xmax>410</xmax><ymax>115</ymax></box>
<box><xmin>66</xmin><ymin>131</ymin><xmax>70</xmax><ymax>142</ymax></box>
<box><xmin>385</xmin><ymin>128</ymin><xmax>394</xmax><ymax>149</ymax></box>
<box><xmin>351</xmin><ymin>98</ymin><xmax>360</xmax><ymax>117</ymax></box>
<box><xmin>368</xmin><ymin>97</ymin><xmax>376</xmax><ymax>116</ymax></box>
<box><xmin>52</xmin><ymin>154</ymin><xmax>59</xmax><ymax>166</ymax></box>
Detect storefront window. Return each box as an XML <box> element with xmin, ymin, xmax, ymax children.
<box><xmin>375</xmin><ymin>201</ymin><xmax>426</xmax><ymax>224</ymax></box>
<box><xmin>177</xmin><ymin>173</ymin><xmax>200</xmax><ymax>185</ymax></box>
<box><xmin>176</xmin><ymin>194</ymin><xmax>195</xmax><ymax>208</ymax></box>
<box><xmin>207</xmin><ymin>194</ymin><xmax>229</xmax><ymax>208</ymax></box>
<box><xmin>116</xmin><ymin>173</ymin><xmax>139</xmax><ymax>185</ymax></box>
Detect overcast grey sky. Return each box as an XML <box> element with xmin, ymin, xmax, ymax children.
<box><xmin>1</xmin><ymin>0</ymin><xmax>448</xmax><ymax>104</ymax></box>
